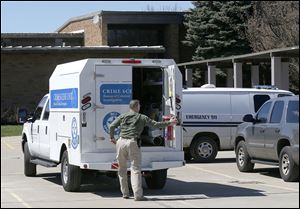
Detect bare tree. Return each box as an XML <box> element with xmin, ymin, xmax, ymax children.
<box><xmin>246</xmin><ymin>1</ymin><xmax>299</xmax><ymax>93</ymax></box>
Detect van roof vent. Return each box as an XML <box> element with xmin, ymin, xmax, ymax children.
<box><xmin>201</xmin><ymin>84</ymin><xmax>216</xmax><ymax>88</ymax></box>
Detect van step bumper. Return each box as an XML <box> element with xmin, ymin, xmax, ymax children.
<box><xmin>31</xmin><ymin>158</ymin><xmax>58</xmax><ymax>167</ymax></box>
<box><xmin>80</xmin><ymin>160</ymin><xmax>185</xmax><ymax>171</ymax></box>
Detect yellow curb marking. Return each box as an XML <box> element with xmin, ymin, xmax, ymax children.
<box><xmin>9</xmin><ymin>192</ymin><xmax>31</xmax><ymax>208</ymax></box>
<box><xmin>2</xmin><ymin>140</ymin><xmax>15</xmax><ymax>150</ymax></box>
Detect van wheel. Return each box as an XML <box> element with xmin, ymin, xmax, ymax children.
<box><xmin>24</xmin><ymin>142</ymin><xmax>36</xmax><ymax>176</ymax></box>
<box><xmin>61</xmin><ymin>150</ymin><xmax>82</xmax><ymax>192</ymax></box>
<box><xmin>236</xmin><ymin>141</ymin><xmax>254</xmax><ymax>172</ymax></box>
<box><xmin>145</xmin><ymin>169</ymin><xmax>167</xmax><ymax>189</ymax></box>
<box><xmin>190</xmin><ymin>136</ymin><xmax>218</xmax><ymax>162</ymax></box>
<box><xmin>279</xmin><ymin>147</ymin><xmax>299</xmax><ymax>182</ymax></box>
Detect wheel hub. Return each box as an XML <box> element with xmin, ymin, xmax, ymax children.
<box><xmin>281</xmin><ymin>153</ymin><xmax>290</xmax><ymax>175</ymax></box>
<box><xmin>238</xmin><ymin>147</ymin><xmax>245</xmax><ymax>166</ymax></box>
<box><xmin>63</xmin><ymin>159</ymin><xmax>69</xmax><ymax>184</ymax></box>
<box><xmin>198</xmin><ymin>142</ymin><xmax>212</xmax><ymax>158</ymax></box>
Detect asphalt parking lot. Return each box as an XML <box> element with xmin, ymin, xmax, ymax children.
<box><xmin>1</xmin><ymin>136</ymin><xmax>299</xmax><ymax>208</ymax></box>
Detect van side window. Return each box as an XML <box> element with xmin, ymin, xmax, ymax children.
<box><xmin>270</xmin><ymin>101</ymin><xmax>284</xmax><ymax>123</ymax></box>
<box><xmin>34</xmin><ymin>96</ymin><xmax>48</xmax><ymax>120</ymax></box>
<box><xmin>286</xmin><ymin>101</ymin><xmax>299</xmax><ymax>123</ymax></box>
<box><xmin>42</xmin><ymin>101</ymin><xmax>50</xmax><ymax>120</ymax></box>
<box><xmin>253</xmin><ymin>95</ymin><xmax>270</xmax><ymax>112</ymax></box>
<box><xmin>256</xmin><ymin>101</ymin><xmax>272</xmax><ymax>123</ymax></box>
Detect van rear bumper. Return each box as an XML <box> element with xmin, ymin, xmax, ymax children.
<box><xmin>80</xmin><ymin>160</ymin><xmax>185</xmax><ymax>171</ymax></box>
<box><xmin>80</xmin><ymin>150</ymin><xmax>185</xmax><ymax>171</ymax></box>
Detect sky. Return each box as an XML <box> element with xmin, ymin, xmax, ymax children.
<box><xmin>1</xmin><ymin>1</ymin><xmax>193</xmax><ymax>33</ymax></box>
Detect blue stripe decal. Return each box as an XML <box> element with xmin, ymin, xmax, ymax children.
<box><xmin>183</xmin><ymin>121</ymin><xmax>243</xmax><ymax>127</ymax></box>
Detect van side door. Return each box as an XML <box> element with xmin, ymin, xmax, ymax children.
<box><xmin>94</xmin><ymin>65</ymin><xmax>132</xmax><ymax>150</ymax></box>
<box><xmin>164</xmin><ymin>65</ymin><xmax>182</xmax><ymax>150</ymax></box>
<box><xmin>39</xmin><ymin>99</ymin><xmax>51</xmax><ymax>159</ymax></box>
<box><xmin>230</xmin><ymin>93</ymin><xmax>251</xmax><ymax>147</ymax></box>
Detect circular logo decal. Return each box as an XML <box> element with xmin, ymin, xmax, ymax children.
<box><xmin>103</xmin><ymin>112</ymin><xmax>120</xmax><ymax>136</ymax></box>
<box><xmin>71</xmin><ymin>117</ymin><xmax>79</xmax><ymax>149</ymax></box>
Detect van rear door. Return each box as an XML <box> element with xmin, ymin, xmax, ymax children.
<box><xmin>164</xmin><ymin>65</ymin><xmax>182</xmax><ymax>150</ymax></box>
<box><xmin>94</xmin><ymin>65</ymin><xmax>132</xmax><ymax>150</ymax></box>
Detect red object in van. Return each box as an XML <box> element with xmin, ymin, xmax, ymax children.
<box><xmin>163</xmin><ymin>115</ymin><xmax>174</xmax><ymax>140</ymax></box>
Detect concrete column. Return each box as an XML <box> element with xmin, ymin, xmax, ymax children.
<box><xmin>233</xmin><ymin>62</ymin><xmax>243</xmax><ymax>88</ymax></box>
<box><xmin>251</xmin><ymin>65</ymin><xmax>259</xmax><ymax>87</ymax></box>
<box><xmin>226</xmin><ymin>68</ymin><xmax>233</xmax><ymax>87</ymax></box>
<box><xmin>281</xmin><ymin>62</ymin><xmax>289</xmax><ymax>90</ymax></box>
<box><xmin>100</xmin><ymin>17</ymin><xmax>108</xmax><ymax>45</ymax></box>
<box><xmin>271</xmin><ymin>56</ymin><xmax>281</xmax><ymax>88</ymax></box>
<box><xmin>204</xmin><ymin>71</ymin><xmax>208</xmax><ymax>84</ymax></box>
<box><xmin>207</xmin><ymin>65</ymin><xmax>216</xmax><ymax>85</ymax></box>
<box><xmin>185</xmin><ymin>68</ymin><xmax>193</xmax><ymax>87</ymax></box>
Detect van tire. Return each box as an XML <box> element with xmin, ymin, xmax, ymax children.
<box><xmin>279</xmin><ymin>147</ymin><xmax>299</xmax><ymax>182</ymax></box>
<box><xmin>61</xmin><ymin>150</ymin><xmax>81</xmax><ymax>192</ymax></box>
<box><xmin>236</xmin><ymin>141</ymin><xmax>254</xmax><ymax>172</ymax></box>
<box><xmin>145</xmin><ymin>169</ymin><xmax>167</xmax><ymax>189</ymax></box>
<box><xmin>190</xmin><ymin>136</ymin><xmax>218</xmax><ymax>162</ymax></box>
<box><xmin>24</xmin><ymin>142</ymin><xmax>36</xmax><ymax>177</ymax></box>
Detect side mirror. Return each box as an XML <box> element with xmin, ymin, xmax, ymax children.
<box><xmin>26</xmin><ymin>113</ymin><xmax>35</xmax><ymax>123</ymax></box>
<box><xmin>243</xmin><ymin>114</ymin><xmax>255</xmax><ymax>123</ymax></box>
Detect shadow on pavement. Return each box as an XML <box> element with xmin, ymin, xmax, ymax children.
<box><xmin>41</xmin><ymin>172</ymin><xmax>265</xmax><ymax>200</ymax></box>
<box><xmin>254</xmin><ymin>167</ymin><xmax>282</xmax><ymax>179</ymax></box>
<box><xmin>186</xmin><ymin>157</ymin><xmax>236</xmax><ymax>164</ymax></box>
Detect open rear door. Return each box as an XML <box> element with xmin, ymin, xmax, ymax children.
<box><xmin>164</xmin><ymin>65</ymin><xmax>183</xmax><ymax>150</ymax></box>
<box><xmin>94</xmin><ymin>65</ymin><xmax>132</xmax><ymax>150</ymax></box>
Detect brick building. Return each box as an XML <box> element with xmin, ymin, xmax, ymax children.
<box><xmin>57</xmin><ymin>11</ymin><xmax>191</xmax><ymax>62</ymax></box>
<box><xmin>1</xmin><ymin>11</ymin><xmax>192</xmax><ymax>123</ymax></box>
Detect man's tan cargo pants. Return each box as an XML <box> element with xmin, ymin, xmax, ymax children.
<box><xmin>116</xmin><ymin>137</ymin><xmax>143</xmax><ymax>199</ymax></box>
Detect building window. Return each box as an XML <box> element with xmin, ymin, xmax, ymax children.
<box><xmin>108</xmin><ymin>24</ymin><xmax>164</xmax><ymax>46</ymax></box>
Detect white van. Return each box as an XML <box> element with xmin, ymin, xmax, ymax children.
<box><xmin>182</xmin><ymin>85</ymin><xmax>293</xmax><ymax>162</ymax></box>
<box><xmin>21</xmin><ymin>58</ymin><xmax>184</xmax><ymax>192</ymax></box>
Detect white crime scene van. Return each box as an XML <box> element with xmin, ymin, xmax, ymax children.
<box><xmin>182</xmin><ymin>85</ymin><xmax>294</xmax><ymax>162</ymax></box>
<box><xmin>21</xmin><ymin>58</ymin><xmax>184</xmax><ymax>192</ymax></box>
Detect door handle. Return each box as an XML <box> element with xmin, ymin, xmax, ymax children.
<box><xmin>45</xmin><ymin>126</ymin><xmax>48</xmax><ymax>135</ymax></box>
<box><xmin>94</xmin><ymin>136</ymin><xmax>105</xmax><ymax>141</ymax></box>
<box><xmin>275</xmin><ymin>129</ymin><xmax>280</xmax><ymax>133</ymax></box>
<box><xmin>37</xmin><ymin>125</ymin><xmax>39</xmax><ymax>133</ymax></box>
<box><xmin>93</xmin><ymin>104</ymin><xmax>104</xmax><ymax>110</ymax></box>
<box><xmin>260</xmin><ymin>129</ymin><xmax>265</xmax><ymax>133</ymax></box>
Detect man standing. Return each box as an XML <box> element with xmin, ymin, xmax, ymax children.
<box><xmin>109</xmin><ymin>100</ymin><xmax>177</xmax><ymax>201</ymax></box>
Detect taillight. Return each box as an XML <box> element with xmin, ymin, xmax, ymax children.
<box><xmin>81</xmin><ymin>96</ymin><xmax>91</xmax><ymax>104</ymax></box>
<box><xmin>111</xmin><ymin>163</ymin><xmax>119</xmax><ymax>169</ymax></box>
<box><xmin>122</xmin><ymin>59</ymin><xmax>141</xmax><ymax>64</ymax></box>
